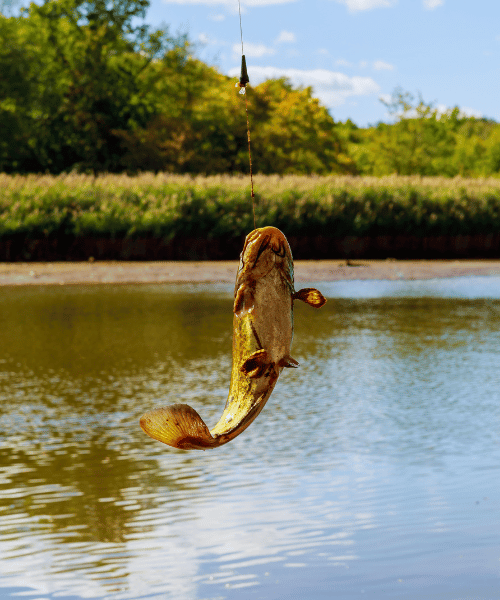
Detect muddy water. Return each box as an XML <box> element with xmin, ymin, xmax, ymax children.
<box><xmin>0</xmin><ymin>280</ymin><xmax>499</xmax><ymax>600</ymax></box>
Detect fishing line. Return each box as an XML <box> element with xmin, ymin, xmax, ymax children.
<box><xmin>237</xmin><ymin>0</ymin><xmax>256</xmax><ymax>229</ymax></box>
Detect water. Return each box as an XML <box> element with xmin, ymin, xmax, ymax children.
<box><xmin>0</xmin><ymin>278</ymin><xmax>499</xmax><ymax>600</ymax></box>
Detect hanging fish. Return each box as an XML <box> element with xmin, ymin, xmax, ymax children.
<box><xmin>139</xmin><ymin>226</ymin><xmax>326</xmax><ymax>450</ymax></box>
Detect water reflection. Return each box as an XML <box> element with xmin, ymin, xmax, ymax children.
<box><xmin>0</xmin><ymin>281</ymin><xmax>499</xmax><ymax>599</ymax></box>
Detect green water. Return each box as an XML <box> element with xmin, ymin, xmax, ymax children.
<box><xmin>0</xmin><ymin>281</ymin><xmax>499</xmax><ymax>600</ymax></box>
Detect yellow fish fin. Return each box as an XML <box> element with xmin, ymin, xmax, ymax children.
<box><xmin>293</xmin><ymin>287</ymin><xmax>327</xmax><ymax>308</ymax></box>
<box><xmin>139</xmin><ymin>404</ymin><xmax>217</xmax><ymax>450</ymax></box>
<box><xmin>240</xmin><ymin>348</ymin><xmax>270</xmax><ymax>378</ymax></box>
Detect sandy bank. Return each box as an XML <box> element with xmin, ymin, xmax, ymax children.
<box><xmin>2</xmin><ymin>259</ymin><xmax>500</xmax><ymax>287</ymax></box>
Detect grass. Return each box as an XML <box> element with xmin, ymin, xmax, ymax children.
<box><xmin>1</xmin><ymin>173</ymin><xmax>500</xmax><ymax>243</ymax></box>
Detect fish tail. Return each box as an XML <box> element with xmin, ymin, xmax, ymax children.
<box><xmin>140</xmin><ymin>404</ymin><xmax>217</xmax><ymax>450</ymax></box>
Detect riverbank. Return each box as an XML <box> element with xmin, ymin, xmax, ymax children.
<box><xmin>3</xmin><ymin>174</ymin><xmax>500</xmax><ymax>261</ymax></box>
<box><xmin>2</xmin><ymin>259</ymin><xmax>500</xmax><ymax>286</ymax></box>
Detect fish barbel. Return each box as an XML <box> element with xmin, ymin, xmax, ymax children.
<box><xmin>139</xmin><ymin>226</ymin><xmax>326</xmax><ymax>450</ymax></box>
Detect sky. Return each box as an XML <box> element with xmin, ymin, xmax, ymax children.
<box><xmin>142</xmin><ymin>0</ymin><xmax>500</xmax><ymax>126</ymax></box>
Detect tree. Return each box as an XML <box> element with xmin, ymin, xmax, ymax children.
<box><xmin>118</xmin><ymin>69</ymin><xmax>354</xmax><ymax>175</ymax></box>
<box><xmin>363</xmin><ymin>89</ymin><xmax>462</xmax><ymax>176</ymax></box>
<box><xmin>0</xmin><ymin>0</ymin><xmax>355</xmax><ymax>175</ymax></box>
<box><xmin>350</xmin><ymin>88</ymin><xmax>500</xmax><ymax>177</ymax></box>
<box><xmin>0</xmin><ymin>0</ymin><xmax>183</xmax><ymax>173</ymax></box>
<box><xmin>484</xmin><ymin>127</ymin><xmax>500</xmax><ymax>174</ymax></box>
<box><xmin>115</xmin><ymin>49</ymin><xmax>246</xmax><ymax>173</ymax></box>
<box><xmin>248</xmin><ymin>79</ymin><xmax>354</xmax><ymax>175</ymax></box>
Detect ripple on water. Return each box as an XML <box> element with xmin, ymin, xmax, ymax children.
<box><xmin>0</xmin><ymin>283</ymin><xmax>499</xmax><ymax>599</ymax></box>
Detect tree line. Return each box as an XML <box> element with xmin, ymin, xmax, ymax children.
<box><xmin>341</xmin><ymin>90</ymin><xmax>500</xmax><ymax>177</ymax></box>
<box><xmin>1</xmin><ymin>0</ymin><xmax>499</xmax><ymax>177</ymax></box>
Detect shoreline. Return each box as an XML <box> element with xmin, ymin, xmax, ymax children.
<box><xmin>2</xmin><ymin>259</ymin><xmax>500</xmax><ymax>287</ymax></box>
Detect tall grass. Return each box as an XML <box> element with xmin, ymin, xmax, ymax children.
<box><xmin>2</xmin><ymin>173</ymin><xmax>500</xmax><ymax>241</ymax></box>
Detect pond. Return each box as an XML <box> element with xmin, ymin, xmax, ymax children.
<box><xmin>0</xmin><ymin>278</ymin><xmax>500</xmax><ymax>600</ymax></box>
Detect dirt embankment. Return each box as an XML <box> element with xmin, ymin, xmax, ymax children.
<box><xmin>2</xmin><ymin>233</ymin><xmax>500</xmax><ymax>262</ymax></box>
<box><xmin>2</xmin><ymin>259</ymin><xmax>500</xmax><ymax>287</ymax></box>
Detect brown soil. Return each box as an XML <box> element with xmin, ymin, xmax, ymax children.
<box><xmin>2</xmin><ymin>259</ymin><xmax>500</xmax><ymax>287</ymax></box>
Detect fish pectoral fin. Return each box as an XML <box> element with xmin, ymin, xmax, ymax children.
<box><xmin>280</xmin><ymin>355</ymin><xmax>300</xmax><ymax>368</ymax></box>
<box><xmin>233</xmin><ymin>285</ymin><xmax>245</xmax><ymax>314</ymax></box>
<box><xmin>293</xmin><ymin>287</ymin><xmax>327</xmax><ymax>308</ymax></box>
<box><xmin>233</xmin><ymin>282</ymin><xmax>255</xmax><ymax>316</ymax></box>
<box><xmin>140</xmin><ymin>404</ymin><xmax>217</xmax><ymax>450</ymax></box>
<box><xmin>240</xmin><ymin>349</ymin><xmax>271</xmax><ymax>378</ymax></box>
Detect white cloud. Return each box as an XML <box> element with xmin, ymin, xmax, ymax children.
<box><xmin>276</xmin><ymin>30</ymin><xmax>296</xmax><ymax>43</ymax></box>
<box><xmin>198</xmin><ymin>32</ymin><xmax>227</xmax><ymax>45</ymax></box>
<box><xmin>208</xmin><ymin>13</ymin><xmax>225</xmax><ymax>20</ymax></box>
<box><xmin>430</xmin><ymin>104</ymin><xmax>482</xmax><ymax>119</ymax></box>
<box><xmin>335</xmin><ymin>0</ymin><xmax>397</xmax><ymax>12</ymax></box>
<box><xmin>423</xmin><ymin>0</ymin><xmax>444</xmax><ymax>9</ymax></box>
<box><xmin>379</xmin><ymin>93</ymin><xmax>392</xmax><ymax>105</ymax></box>
<box><xmin>373</xmin><ymin>60</ymin><xmax>394</xmax><ymax>71</ymax></box>
<box><xmin>335</xmin><ymin>58</ymin><xmax>353</xmax><ymax>67</ymax></box>
<box><xmin>234</xmin><ymin>43</ymin><xmax>275</xmax><ymax>58</ymax></box>
<box><xmin>459</xmin><ymin>106</ymin><xmax>483</xmax><ymax>119</ymax></box>
<box><xmin>227</xmin><ymin>66</ymin><xmax>380</xmax><ymax>108</ymax></box>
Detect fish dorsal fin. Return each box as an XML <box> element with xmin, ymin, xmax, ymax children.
<box><xmin>240</xmin><ymin>349</ymin><xmax>270</xmax><ymax>378</ymax></box>
<box><xmin>140</xmin><ymin>404</ymin><xmax>216</xmax><ymax>450</ymax></box>
<box><xmin>280</xmin><ymin>355</ymin><xmax>300</xmax><ymax>368</ymax></box>
<box><xmin>293</xmin><ymin>287</ymin><xmax>327</xmax><ymax>308</ymax></box>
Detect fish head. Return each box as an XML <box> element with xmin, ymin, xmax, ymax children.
<box><xmin>236</xmin><ymin>226</ymin><xmax>294</xmax><ymax>288</ymax></box>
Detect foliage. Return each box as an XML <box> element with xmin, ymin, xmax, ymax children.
<box><xmin>2</xmin><ymin>173</ymin><xmax>500</xmax><ymax>243</ymax></box>
<box><xmin>1</xmin><ymin>0</ymin><xmax>499</xmax><ymax>177</ymax></box>
<box><xmin>0</xmin><ymin>0</ymin><xmax>185</xmax><ymax>173</ymax></box>
<box><xmin>0</xmin><ymin>0</ymin><xmax>350</xmax><ymax>175</ymax></box>
<box><xmin>248</xmin><ymin>80</ymin><xmax>355</xmax><ymax>175</ymax></box>
<box><xmin>353</xmin><ymin>89</ymin><xmax>500</xmax><ymax>177</ymax></box>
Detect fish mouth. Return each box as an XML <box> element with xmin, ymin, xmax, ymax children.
<box><xmin>239</xmin><ymin>226</ymin><xmax>293</xmax><ymax>282</ymax></box>
<box><xmin>243</xmin><ymin>226</ymin><xmax>290</xmax><ymax>259</ymax></box>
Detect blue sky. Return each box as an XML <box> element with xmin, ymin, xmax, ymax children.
<box><xmin>143</xmin><ymin>0</ymin><xmax>500</xmax><ymax>126</ymax></box>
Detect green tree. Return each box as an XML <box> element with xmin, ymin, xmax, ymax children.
<box><xmin>0</xmin><ymin>0</ymin><xmax>183</xmax><ymax>173</ymax></box>
<box><xmin>451</xmin><ymin>117</ymin><xmax>500</xmax><ymax>176</ymax></box>
<box><xmin>350</xmin><ymin>88</ymin><xmax>500</xmax><ymax>177</ymax></box>
<box><xmin>248</xmin><ymin>79</ymin><xmax>354</xmax><ymax>175</ymax></box>
<box><xmin>0</xmin><ymin>0</ymin><xmax>354</xmax><ymax>175</ymax></box>
<box><xmin>118</xmin><ymin>70</ymin><xmax>353</xmax><ymax>175</ymax></box>
<box><xmin>484</xmin><ymin>127</ymin><xmax>500</xmax><ymax>174</ymax></box>
<box><xmin>115</xmin><ymin>50</ymin><xmax>246</xmax><ymax>173</ymax></box>
<box><xmin>364</xmin><ymin>89</ymin><xmax>462</xmax><ymax>176</ymax></box>
<box><xmin>0</xmin><ymin>12</ymin><xmax>47</xmax><ymax>171</ymax></box>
